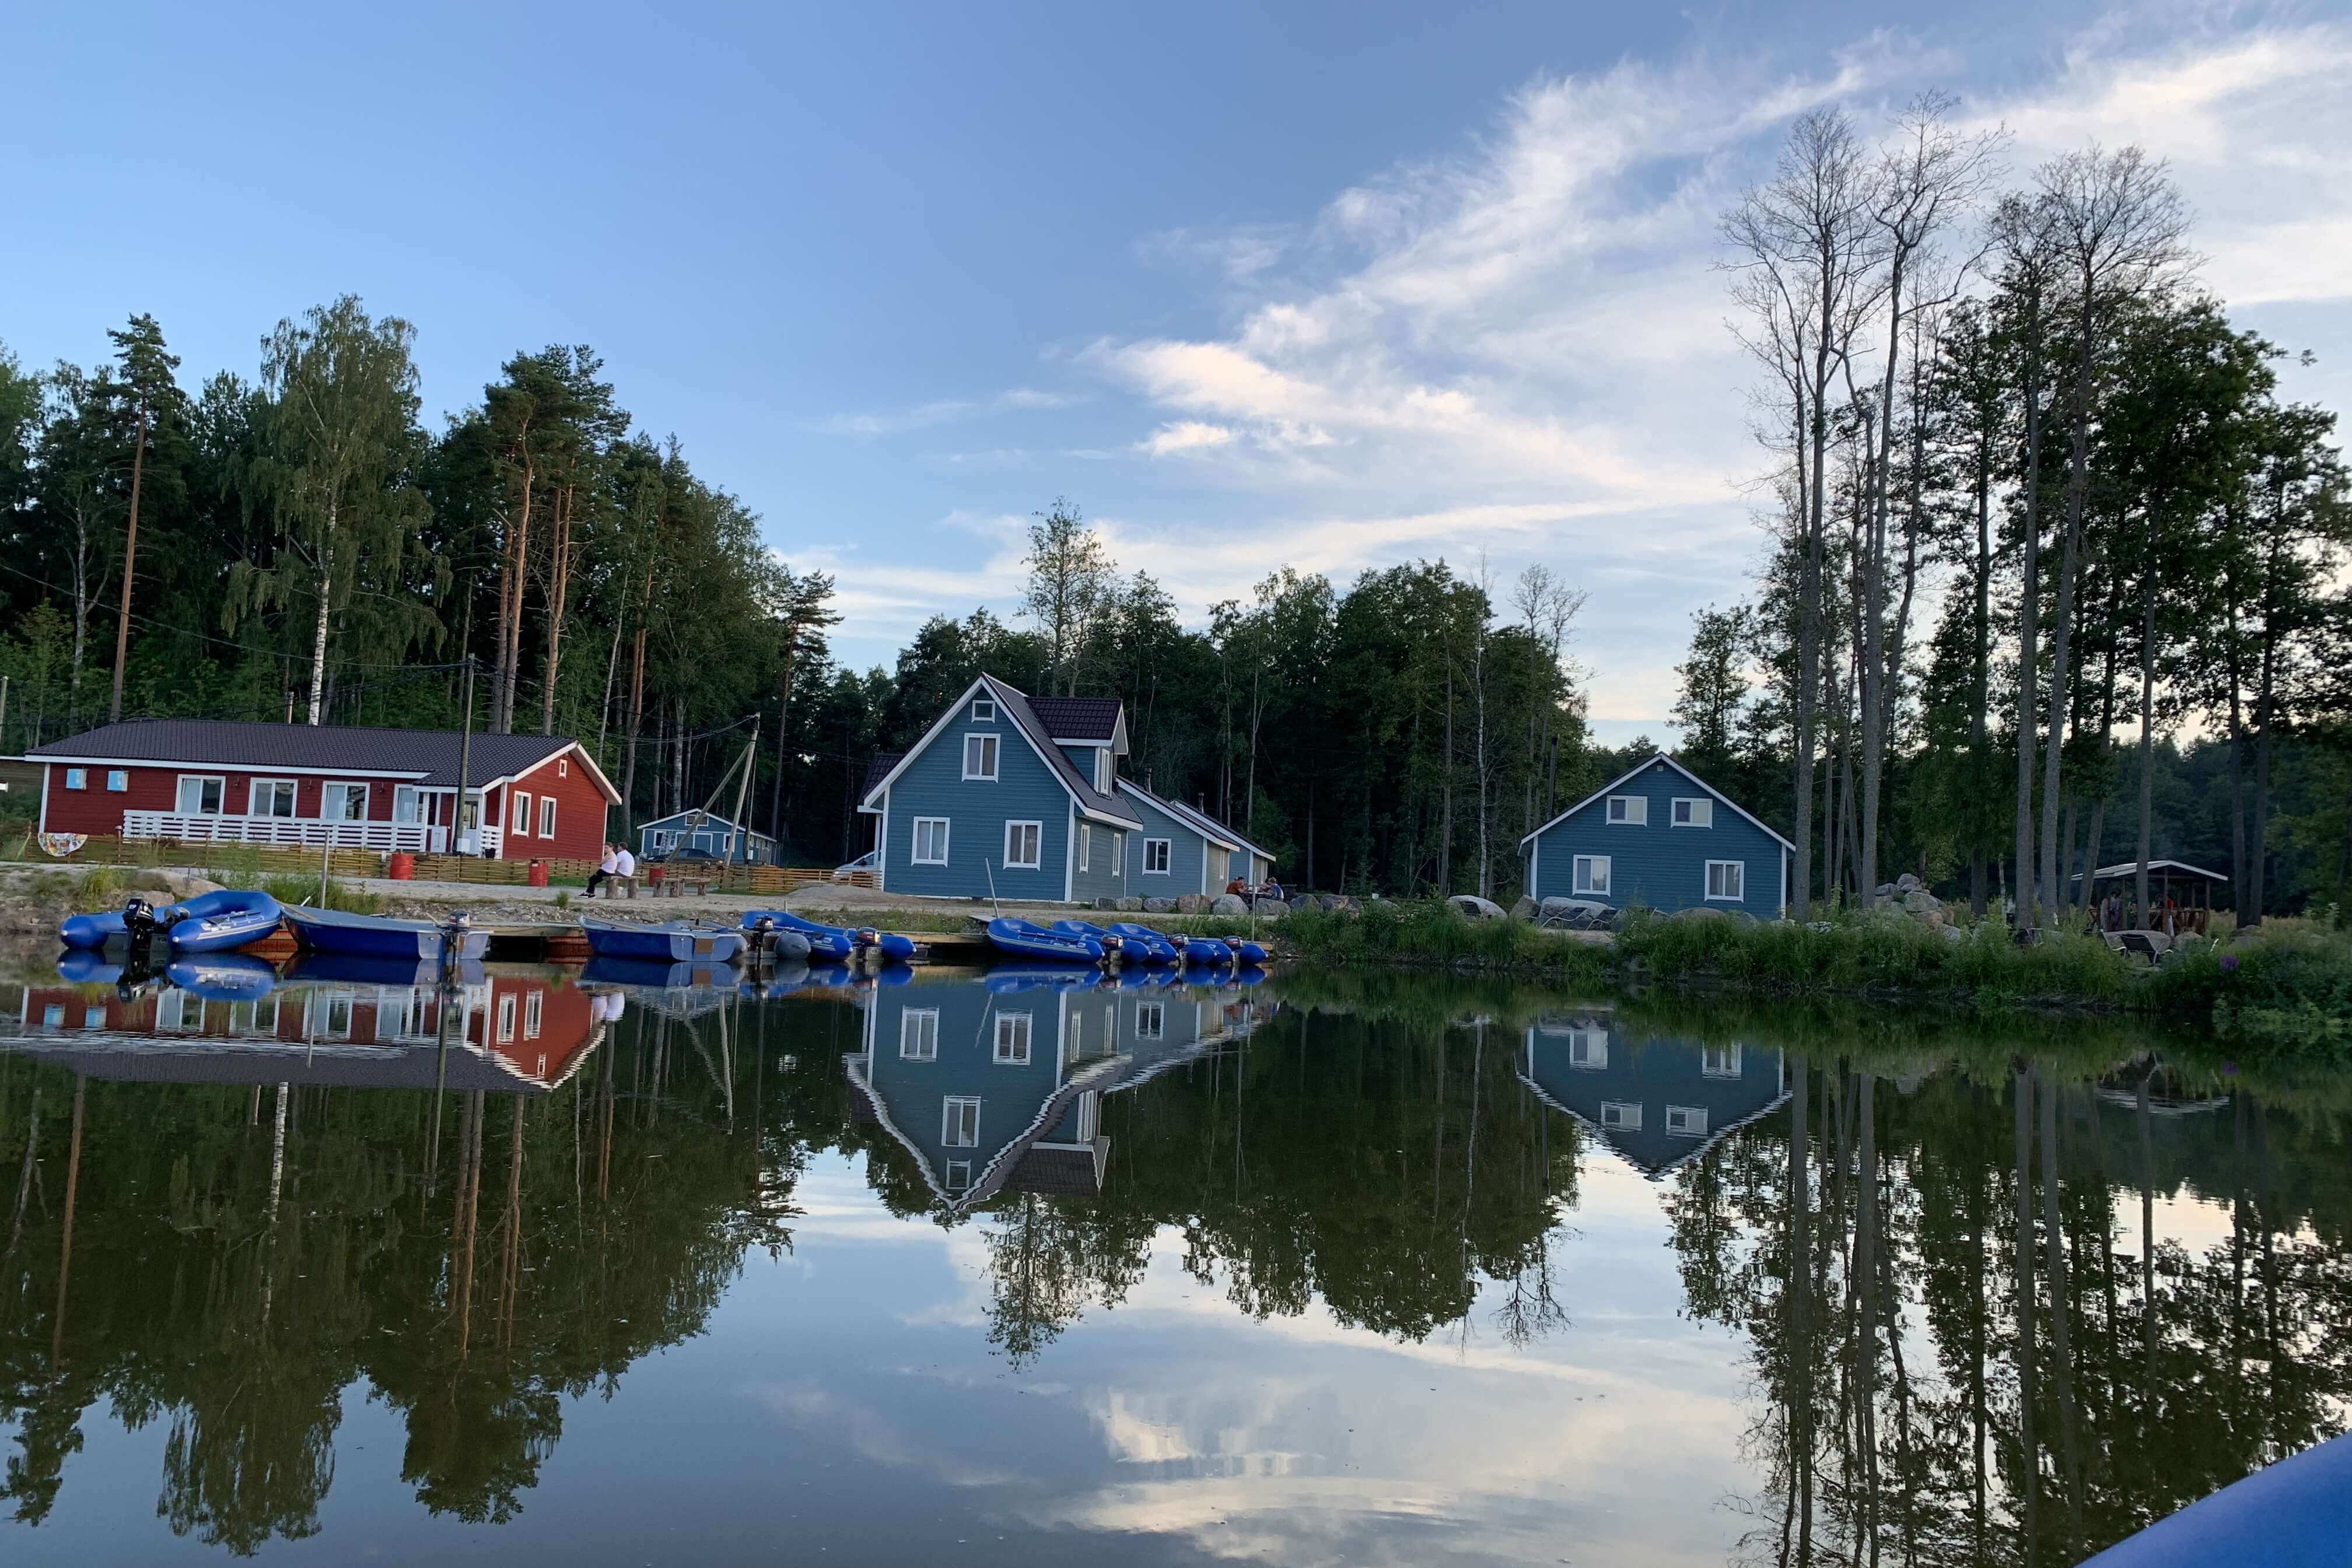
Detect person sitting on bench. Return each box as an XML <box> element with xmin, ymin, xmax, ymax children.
<box><xmin>587</xmin><ymin>842</ymin><xmax>635</xmax><ymax>898</ymax></box>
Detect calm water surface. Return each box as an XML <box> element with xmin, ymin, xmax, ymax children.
<box><xmin>0</xmin><ymin>953</ymin><xmax>2345</xmax><ymax>1565</ymax></box>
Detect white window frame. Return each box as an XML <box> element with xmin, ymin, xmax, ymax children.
<box><xmin>1604</xmin><ymin>794</ymin><xmax>1647</xmax><ymax>825</ymax></box>
<box><xmin>322</xmin><ymin>780</ymin><xmax>369</xmax><ymax>822</ymax></box>
<box><xmin>1135</xmin><ymin>1000</ymin><xmax>1164</xmax><ymax>1041</ymax></box>
<box><xmin>1112</xmin><ymin>831</ymin><xmax>1125</xmax><ymax>877</ymax></box>
<box><xmin>994</xmin><ymin>1012</ymin><xmax>1032</xmax><ymax>1066</ymax></box>
<box><xmin>1004</xmin><ymin>820</ymin><xmax>1041</xmax><ymax>870</ymax></box>
<box><xmin>523</xmin><ymin>992</ymin><xmax>543</xmax><ymax>1040</ymax></box>
<box><xmin>944</xmin><ymin>1158</ymin><xmax>973</xmax><ymax>1192</ymax></box>
<box><xmin>511</xmin><ymin>791</ymin><xmax>533</xmax><ymax>838</ymax></box>
<box><xmin>64</xmin><ymin>767</ymin><xmax>87</xmax><ymax>790</ymax></box>
<box><xmin>1665</xmin><ymin>1105</ymin><xmax>1709</xmax><ymax>1138</ymax></box>
<box><xmin>1671</xmin><ymin>797</ymin><xmax>1713</xmax><ymax>828</ymax></box>
<box><xmin>911</xmin><ymin>817</ymin><xmax>951</xmax><ymax>866</ymax></box>
<box><xmin>1567</xmin><ymin>1028</ymin><xmax>1608</xmax><ymax>1070</ymax></box>
<box><xmin>1572</xmin><ymin>855</ymin><xmax>1611</xmax><ymax>897</ymax></box>
<box><xmin>1702</xmin><ymin>1042</ymin><xmax>1743</xmax><ymax>1079</ymax></box>
<box><xmin>942</xmin><ymin>1096</ymin><xmax>981</xmax><ymax>1148</ymax></box>
<box><xmin>393</xmin><ymin>785</ymin><xmax>425</xmax><ymax>824</ymax></box>
<box><xmin>971</xmin><ymin>698</ymin><xmax>997</xmax><ymax>723</ymax></box>
<box><xmin>1600</xmin><ymin>1100</ymin><xmax>1643</xmax><ymax>1131</ymax></box>
<box><xmin>496</xmin><ymin>994</ymin><xmax>517</xmax><ymax>1042</ymax></box>
<box><xmin>1077</xmin><ymin>824</ymin><xmax>1091</xmax><ymax>874</ymax></box>
<box><xmin>250</xmin><ymin>778</ymin><xmax>299</xmax><ymax>818</ymax></box>
<box><xmin>105</xmin><ymin>769</ymin><xmax>128</xmax><ymax>792</ymax></box>
<box><xmin>177</xmin><ymin>774</ymin><xmax>226</xmax><ymax>815</ymax></box>
<box><xmin>1706</xmin><ymin>860</ymin><xmax>1745</xmax><ymax>902</ymax></box>
<box><xmin>558</xmin><ymin>758</ymin><xmax>569</xmax><ymax>778</ymax></box>
<box><xmin>1143</xmin><ymin>838</ymin><xmax>1171</xmax><ymax>874</ymax></box>
<box><xmin>538</xmin><ymin>794</ymin><xmax>556</xmax><ymax>838</ymax></box>
<box><xmin>1094</xmin><ymin>750</ymin><xmax>1112</xmax><ymax>794</ymax></box>
<box><xmin>900</xmin><ymin>1008</ymin><xmax>940</xmax><ymax>1060</ymax></box>
<box><xmin>963</xmin><ymin>733</ymin><xmax>999</xmax><ymax>781</ymax></box>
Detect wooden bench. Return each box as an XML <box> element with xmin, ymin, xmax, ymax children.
<box><xmin>660</xmin><ymin>876</ymin><xmax>713</xmax><ymax>898</ymax></box>
<box><xmin>595</xmin><ymin>875</ymin><xmax>639</xmax><ymax>900</ymax></box>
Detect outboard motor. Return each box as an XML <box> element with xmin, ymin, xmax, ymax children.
<box><xmin>120</xmin><ymin>896</ymin><xmax>160</xmax><ymax>948</ymax></box>
<box><xmin>748</xmin><ymin>914</ymin><xmax>777</xmax><ymax>955</ymax></box>
<box><xmin>1100</xmin><ymin>932</ymin><xmax>1125</xmax><ymax>972</ymax></box>
<box><xmin>437</xmin><ymin>910</ymin><xmax>473</xmax><ymax>985</ymax></box>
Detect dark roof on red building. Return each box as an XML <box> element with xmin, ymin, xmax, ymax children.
<box><xmin>25</xmin><ymin>719</ymin><xmax>617</xmax><ymax>800</ymax></box>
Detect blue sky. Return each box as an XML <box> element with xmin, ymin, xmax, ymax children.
<box><xmin>6</xmin><ymin>2</ymin><xmax>2347</xmax><ymax>743</ymax></box>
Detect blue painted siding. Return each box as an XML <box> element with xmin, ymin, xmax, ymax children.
<box><xmin>1521</xmin><ymin>1014</ymin><xmax>1786</xmax><ymax>1176</ymax></box>
<box><xmin>879</xmin><ymin>708</ymin><xmax>1074</xmax><ymax>900</ymax></box>
<box><xmin>1068</xmin><ymin>817</ymin><xmax>1129</xmax><ymax>905</ymax></box>
<box><xmin>1119</xmin><ymin>789</ymin><xmax>1213</xmax><ymax>898</ymax></box>
<box><xmin>1527</xmin><ymin>757</ymin><xmax>1785</xmax><ymax>916</ymax></box>
<box><xmin>863</xmin><ymin>978</ymin><xmax>1083</xmax><ymax>1196</ymax></box>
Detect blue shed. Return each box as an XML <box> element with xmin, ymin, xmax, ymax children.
<box><xmin>1117</xmin><ymin>779</ymin><xmax>1275</xmax><ymax>898</ymax></box>
<box><xmin>636</xmin><ymin>810</ymin><xmax>777</xmax><ymax>864</ymax></box>
<box><xmin>858</xmin><ymin>674</ymin><xmax>1143</xmax><ymax>903</ymax></box>
<box><xmin>1519</xmin><ymin>754</ymin><xmax>1790</xmax><ymax>918</ymax></box>
<box><xmin>1518</xmin><ymin>1009</ymin><xmax>1788</xmax><ymax>1180</ymax></box>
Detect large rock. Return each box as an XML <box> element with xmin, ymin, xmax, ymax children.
<box><xmin>1509</xmin><ymin>895</ymin><xmax>1538</xmax><ymax>922</ymax></box>
<box><xmin>1211</xmin><ymin>894</ymin><xmax>1250</xmax><ymax>918</ymax></box>
<box><xmin>1672</xmin><ymin>905</ymin><xmax>1732</xmax><ymax>921</ymax></box>
<box><xmin>1094</xmin><ymin>897</ymin><xmax>1119</xmax><ymax>911</ymax></box>
<box><xmin>1116</xmin><ymin>896</ymin><xmax>1144</xmax><ymax>912</ymax></box>
<box><xmin>1288</xmin><ymin>894</ymin><xmax>1315</xmax><ymax>914</ymax></box>
<box><xmin>129</xmin><ymin>870</ymin><xmax>224</xmax><ymax>901</ymax></box>
<box><xmin>1251</xmin><ymin>898</ymin><xmax>1287</xmax><ymax>918</ymax></box>
<box><xmin>1143</xmin><ymin>897</ymin><xmax>1177</xmax><ymax>914</ymax></box>
<box><xmin>1895</xmin><ymin>872</ymin><xmax>1926</xmax><ymax>893</ymax></box>
<box><xmin>1447</xmin><ymin>894</ymin><xmax>1508</xmax><ymax>921</ymax></box>
<box><xmin>1177</xmin><ymin>894</ymin><xmax>1213</xmax><ymax>915</ymax></box>
<box><xmin>1901</xmin><ymin>888</ymin><xmax>1941</xmax><ymax>916</ymax></box>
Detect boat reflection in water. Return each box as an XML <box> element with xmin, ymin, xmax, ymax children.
<box><xmin>12</xmin><ymin>958</ymin><xmax>604</xmax><ymax>1093</ymax></box>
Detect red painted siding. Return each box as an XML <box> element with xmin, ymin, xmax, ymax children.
<box><xmin>38</xmin><ymin>763</ymin><xmax>422</xmax><ymax>838</ymax></box>
<box><xmin>495</xmin><ymin>751</ymin><xmax>610</xmax><ymax>860</ymax></box>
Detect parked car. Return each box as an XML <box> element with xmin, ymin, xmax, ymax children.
<box><xmin>650</xmin><ymin>845</ymin><xmax>722</xmax><ymax>865</ymax></box>
<box><xmin>832</xmin><ymin>849</ymin><xmax>878</xmax><ymax>882</ymax></box>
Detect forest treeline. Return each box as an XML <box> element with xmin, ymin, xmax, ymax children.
<box><xmin>3</xmin><ymin>96</ymin><xmax>2348</xmax><ymax>915</ymax></box>
<box><xmin>1707</xmin><ymin>97</ymin><xmax>2351</xmax><ymax>925</ymax></box>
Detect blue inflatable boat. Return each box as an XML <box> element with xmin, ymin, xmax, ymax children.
<box><xmin>164</xmin><ymin>953</ymin><xmax>281</xmax><ymax>1002</ymax></box>
<box><xmin>580</xmin><ymin>918</ymin><xmax>746</xmax><ymax>964</ymax></box>
<box><xmin>167</xmin><ymin>888</ymin><xmax>285</xmax><ymax>954</ymax></box>
<box><xmin>2082</xmin><ymin>1431</ymin><xmax>2350</xmax><ymax>1566</ymax></box>
<box><xmin>284</xmin><ymin>905</ymin><xmax>491</xmax><ymax>961</ymax></box>
<box><xmin>740</xmin><ymin>910</ymin><xmax>915</xmax><ymax>962</ymax></box>
<box><xmin>1097</xmin><ymin>922</ymin><xmax>1184</xmax><ymax>963</ymax></box>
<box><xmin>986</xmin><ymin>917</ymin><xmax>1103</xmax><ymax>964</ymax></box>
<box><xmin>1178</xmin><ymin>936</ymin><xmax>1234</xmax><ymax>965</ymax></box>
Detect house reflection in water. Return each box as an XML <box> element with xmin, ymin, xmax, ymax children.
<box><xmin>7</xmin><ymin>970</ymin><xmax>602</xmax><ymax>1093</ymax></box>
<box><xmin>1518</xmin><ymin>1007</ymin><xmax>1788</xmax><ymax>1178</ymax></box>
<box><xmin>851</xmin><ymin>973</ymin><xmax>1266</xmax><ymax>1208</ymax></box>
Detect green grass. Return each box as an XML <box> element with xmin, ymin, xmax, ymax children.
<box><xmin>249</xmin><ymin>872</ymin><xmax>384</xmax><ymax>916</ymax></box>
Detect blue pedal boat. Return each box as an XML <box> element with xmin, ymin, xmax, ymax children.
<box><xmin>986</xmin><ymin>917</ymin><xmax>1104</xmax><ymax>964</ymax></box>
<box><xmin>284</xmin><ymin>905</ymin><xmax>491</xmax><ymax>961</ymax></box>
<box><xmin>163</xmin><ymin>953</ymin><xmax>281</xmax><ymax>1002</ymax></box>
<box><xmin>740</xmin><ymin>910</ymin><xmax>915</xmax><ymax>962</ymax></box>
<box><xmin>579</xmin><ymin>918</ymin><xmax>746</xmax><ymax>964</ymax></box>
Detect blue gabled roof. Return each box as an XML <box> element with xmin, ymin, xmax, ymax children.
<box><xmin>1518</xmin><ymin>752</ymin><xmax>1793</xmax><ymax>853</ymax></box>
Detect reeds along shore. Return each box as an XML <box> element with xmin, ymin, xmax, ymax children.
<box><xmin>1274</xmin><ymin>902</ymin><xmax>2352</xmax><ymax>1058</ymax></box>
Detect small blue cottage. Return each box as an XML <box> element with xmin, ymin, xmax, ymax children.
<box><xmin>636</xmin><ymin>809</ymin><xmax>777</xmax><ymax>864</ymax></box>
<box><xmin>1519</xmin><ymin>754</ymin><xmax>1791</xmax><ymax>918</ymax></box>
<box><xmin>858</xmin><ymin>674</ymin><xmax>1144</xmax><ymax>902</ymax></box>
<box><xmin>1116</xmin><ymin>778</ymin><xmax>1275</xmax><ymax>898</ymax></box>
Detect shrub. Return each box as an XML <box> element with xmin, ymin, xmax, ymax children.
<box><xmin>257</xmin><ymin>872</ymin><xmax>384</xmax><ymax>916</ymax></box>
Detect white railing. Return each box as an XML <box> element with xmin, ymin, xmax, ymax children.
<box><xmin>123</xmin><ymin>812</ymin><xmax>436</xmax><ymax>852</ymax></box>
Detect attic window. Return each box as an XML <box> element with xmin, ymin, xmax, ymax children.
<box><xmin>1605</xmin><ymin>796</ymin><xmax>1647</xmax><ymax>825</ymax></box>
<box><xmin>1671</xmin><ymin>797</ymin><xmax>1712</xmax><ymax>828</ymax></box>
<box><xmin>1665</xmin><ymin>1105</ymin><xmax>1708</xmax><ymax>1138</ymax></box>
<box><xmin>558</xmin><ymin>758</ymin><xmax>568</xmax><ymax>778</ymax></box>
<box><xmin>972</xmin><ymin>698</ymin><xmax>997</xmax><ymax>723</ymax></box>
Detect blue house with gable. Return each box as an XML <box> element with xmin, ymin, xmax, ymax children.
<box><xmin>1116</xmin><ymin>778</ymin><xmax>1275</xmax><ymax>898</ymax></box>
<box><xmin>859</xmin><ymin>674</ymin><xmax>1143</xmax><ymax>902</ymax></box>
<box><xmin>1519</xmin><ymin>754</ymin><xmax>1791</xmax><ymax>918</ymax></box>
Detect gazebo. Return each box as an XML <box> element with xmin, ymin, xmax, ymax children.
<box><xmin>2076</xmin><ymin>860</ymin><xmax>2228</xmax><ymax>935</ymax></box>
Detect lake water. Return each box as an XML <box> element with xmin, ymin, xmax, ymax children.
<box><xmin>0</xmin><ymin>954</ymin><xmax>2344</xmax><ymax>1565</ymax></box>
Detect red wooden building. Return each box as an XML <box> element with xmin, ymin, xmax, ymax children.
<box><xmin>24</xmin><ymin>718</ymin><xmax>618</xmax><ymax>861</ymax></box>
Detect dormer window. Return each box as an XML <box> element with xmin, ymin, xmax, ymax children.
<box><xmin>1605</xmin><ymin>795</ymin><xmax>1647</xmax><ymax>825</ymax></box>
<box><xmin>972</xmin><ymin>698</ymin><xmax>997</xmax><ymax>723</ymax></box>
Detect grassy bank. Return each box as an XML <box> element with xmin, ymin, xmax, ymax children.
<box><xmin>1277</xmin><ymin>901</ymin><xmax>2351</xmax><ymax>1051</ymax></box>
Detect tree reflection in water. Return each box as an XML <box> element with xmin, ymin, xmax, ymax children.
<box><xmin>0</xmin><ymin>968</ymin><xmax>2346</xmax><ymax>1564</ymax></box>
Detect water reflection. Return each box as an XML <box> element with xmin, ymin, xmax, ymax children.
<box><xmin>0</xmin><ymin>958</ymin><xmax>2344</xmax><ymax>1564</ymax></box>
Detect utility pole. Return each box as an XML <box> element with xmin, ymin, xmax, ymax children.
<box><xmin>456</xmin><ymin>656</ymin><xmax>477</xmax><ymax>855</ymax></box>
<box><xmin>110</xmin><ymin>405</ymin><xmax>148</xmax><ymax>723</ymax></box>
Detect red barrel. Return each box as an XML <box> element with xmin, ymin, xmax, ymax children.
<box><xmin>527</xmin><ymin>859</ymin><xmax>550</xmax><ymax>888</ymax></box>
<box><xmin>387</xmin><ymin>852</ymin><xmax>415</xmax><ymax>880</ymax></box>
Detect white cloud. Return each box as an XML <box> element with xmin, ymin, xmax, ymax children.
<box><xmin>804</xmin><ymin>386</ymin><xmax>1082</xmax><ymax>438</ymax></box>
<box><xmin>1138</xmin><ymin>420</ymin><xmax>1238</xmax><ymax>456</ymax></box>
